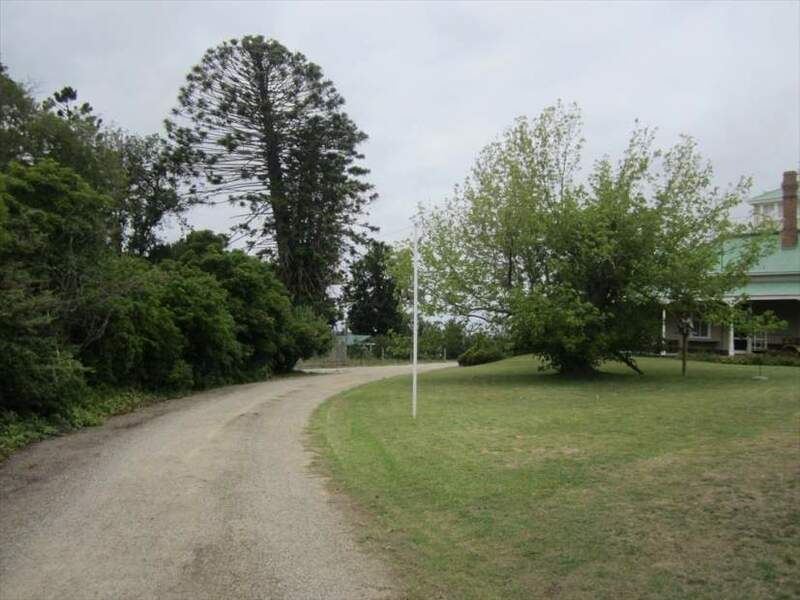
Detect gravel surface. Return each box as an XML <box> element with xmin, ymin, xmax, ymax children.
<box><xmin>0</xmin><ymin>364</ymin><xmax>452</xmax><ymax>600</ymax></box>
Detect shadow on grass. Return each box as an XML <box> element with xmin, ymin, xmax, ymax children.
<box><xmin>422</xmin><ymin>355</ymin><xmax>771</xmax><ymax>392</ymax></box>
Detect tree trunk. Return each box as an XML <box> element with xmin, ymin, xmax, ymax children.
<box><xmin>614</xmin><ymin>351</ymin><xmax>644</xmax><ymax>375</ymax></box>
<box><xmin>681</xmin><ymin>332</ymin><xmax>688</xmax><ymax>376</ymax></box>
<box><xmin>559</xmin><ymin>359</ymin><xmax>599</xmax><ymax>378</ymax></box>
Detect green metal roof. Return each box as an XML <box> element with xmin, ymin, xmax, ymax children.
<box><xmin>747</xmin><ymin>236</ymin><xmax>800</xmax><ymax>275</ymax></box>
<box><xmin>723</xmin><ymin>234</ymin><xmax>800</xmax><ymax>275</ymax></box>
<box><xmin>747</xmin><ymin>174</ymin><xmax>798</xmax><ymax>205</ymax></box>
<box><xmin>735</xmin><ymin>279</ymin><xmax>800</xmax><ymax>299</ymax></box>
<box><xmin>722</xmin><ymin>234</ymin><xmax>800</xmax><ymax>299</ymax></box>
<box><xmin>336</xmin><ymin>333</ymin><xmax>374</xmax><ymax>346</ymax></box>
<box><xmin>748</xmin><ymin>188</ymin><xmax>783</xmax><ymax>205</ymax></box>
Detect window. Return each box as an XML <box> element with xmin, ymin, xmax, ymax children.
<box><xmin>752</xmin><ymin>332</ymin><xmax>769</xmax><ymax>351</ymax></box>
<box><xmin>690</xmin><ymin>319</ymin><xmax>710</xmax><ymax>339</ymax></box>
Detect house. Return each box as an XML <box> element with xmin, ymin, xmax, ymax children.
<box><xmin>662</xmin><ymin>170</ymin><xmax>799</xmax><ymax>355</ymax></box>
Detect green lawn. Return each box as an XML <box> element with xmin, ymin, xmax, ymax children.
<box><xmin>309</xmin><ymin>356</ymin><xmax>800</xmax><ymax>599</ymax></box>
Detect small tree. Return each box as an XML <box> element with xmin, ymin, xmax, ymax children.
<box><xmin>344</xmin><ymin>241</ymin><xmax>405</xmax><ymax>336</ymax></box>
<box><xmin>654</xmin><ymin>137</ymin><xmax>773</xmax><ymax>375</ymax></box>
<box><xmin>732</xmin><ymin>306</ymin><xmax>787</xmax><ymax>376</ymax></box>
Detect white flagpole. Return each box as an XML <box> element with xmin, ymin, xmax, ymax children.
<box><xmin>412</xmin><ymin>216</ymin><xmax>419</xmax><ymax>419</ymax></box>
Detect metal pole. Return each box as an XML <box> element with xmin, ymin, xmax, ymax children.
<box><xmin>343</xmin><ymin>309</ymin><xmax>348</xmax><ymax>366</ymax></box>
<box><xmin>412</xmin><ymin>217</ymin><xmax>419</xmax><ymax>419</ymax></box>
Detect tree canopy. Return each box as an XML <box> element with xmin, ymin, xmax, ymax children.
<box><xmin>344</xmin><ymin>240</ymin><xmax>405</xmax><ymax>336</ymax></box>
<box><xmin>0</xmin><ymin>64</ymin><xmax>332</xmax><ymax>415</ymax></box>
<box><xmin>422</xmin><ymin>103</ymin><xmax>772</xmax><ymax>375</ymax></box>
<box><xmin>166</xmin><ymin>36</ymin><xmax>375</xmax><ymax>315</ymax></box>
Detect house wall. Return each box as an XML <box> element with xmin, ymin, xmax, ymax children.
<box><xmin>754</xmin><ymin>300</ymin><xmax>800</xmax><ymax>346</ymax></box>
<box><xmin>663</xmin><ymin>317</ymin><xmax>725</xmax><ymax>352</ymax></box>
<box><xmin>663</xmin><ymin>299</ymin><xmax>800</xmax><ymax>353</ymax></box>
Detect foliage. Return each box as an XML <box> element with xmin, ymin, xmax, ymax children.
<box><xmin>79</xmin><ymin>257</ymin><xmax>185</xmax><ymax>388</ymax></box>
<box><xmin>0</xmin><ymin>63</ymin><xmax>37</xmax><ymax>166</ymax></box>
<box><xmin>440</xmin><ymin>319</ymin><xmax>470</xmax><ymax>358</ymax></box>
<box><xmin>166</xmin><ymin>35</ymin><xmax>375</xmax><ymax>313</ymax></box>
<box><xmin>274</xmin><ymin>305</ymin><xmax>334</xmax><ymax>372</ymax></box>
<box><xmin>163</xmin><ymin>229</ymin><xmax>332</xmax><ymax>374</ymax></box>
<box><xmin>422</xmin><ymin>103</ymin><xmax>771</xmax><ymax>375</ymax></box>
<box><xmin>421</xmin><ymin>103</ymin><xmax>584</xmax><ymax>323</ymax></box>
<box><xmin>0</xmin><ymin>388</ymin><xmax>168</xmax><ymax>460</ymax></box>
<box><xmin>0</xmin><ymin>159</ymin><xmax>109</xmax><ymax>411</ymax></box>
<box><xmin>344</xmin><ymin>240</ymin><xmax>405</xmax><ymax>336</ymax></box>
<box><xmin>457</xmin><ymin>337</ymin><xmax>506</xmax><ymax>366</ymax></box>
<box><xmin>382</xmin><ymin>330</ymin><xmax>412</xmax><ymax>360</ymax></box>
<box><xmin>686</xmin><ymin>351</ymin><xmax>800</xmax><ymax>368</ymax></box>
<box><xmin>0</xmin><ymin>63</ymin><xmax>339</xmax><ymax>449</ymax></box>
<box><xmin>731</xmin><ymin>306</ymin><xmax>787</xmax><ymax>342</ymax></box>
<box><xmin>107</xmin><ymin>131</ymin><xmax>188</xmax><ymax>255</ymax></box>
<box><xmin>0</xmin><ymin>68</ymin><xmax>190</xmax><ymax>256</ymax></box>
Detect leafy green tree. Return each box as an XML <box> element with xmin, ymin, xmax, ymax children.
<box><xmin>731</xmin><ymin>307</ymin><xmax>787</xmax><ymax>376</ymax></box>
<box><xmin>0</xmin><ymin>63</ymin><xmax>37</xmax><ymax>167</ymax></box>
<box><xmin>0</xmin><ymin>160</ymin><xmax>108</xmax><ymax>411</ymax></box>
<box><xmin>421</xmin><ymin>104</ymin><xmax>584</xmax><ymax>325</ymax></box>
<box><xmin>423</xmin><ymin>105</ymin><xmax>769</xmax><ymax>375</ymax></box>
<box><xmin>441</xmin><ymin>319</ymin><xmax>469</xmax><ymax>359</ymax></box>
<box><xmin>172</xmin><ymin>230</ymin><xmax>303</xmax><ymax>372</ymax></box>
<box><xmin>164</xmin><ymin>230</ymin><xmax>332</xmax><ymax>373</ymax></box>
<box><xmin>156</xmin><ymin>260</ymin><xmax>242</xmax><ymax>387</ymax></box>
<box><xmin>642</xmin><ymin>137</ymin><xmax>775</xmax><ymax>375</ymax></box>
<box><xmin>107</xmin><ymin>132</ymin><xmax>188</xmax><ymax>256</ymax></box>
<box><xmin>1</xmin><ymin>68</ymin><xmax>188</xmax><ymax>257</ymax></box>
<box><xmin>79</xmin><ymin>257</ymin><xmax>186</xmax><ymax>388</ymax></box>
<box><xmin>36</xmin><ymin>89</ymin><xmax>189</xmax><ymax>257</ymax></box>
<box><xmin>166</xmin><ymin>36</ymin><xmax>375</xmax><ymax>314</ymax></box>
<box><xmin>0</xmin><ymin>160</ymin><xmax>114</xmax><ymax>347</ymax></box>
<box><xmin>344</xmin><ymin>241</ymin><xmax>405</xmax><ymax>336</ymax></box>
<box><xmin>274</xmin><ymin>305</ymin><xmax>334</xmax><ymax>372</ymax></box>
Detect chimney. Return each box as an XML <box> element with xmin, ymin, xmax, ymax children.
<box><xmin>782</xmin><ymin>170</ymin><xmax>798</xmax><ymax>249</ymax></box>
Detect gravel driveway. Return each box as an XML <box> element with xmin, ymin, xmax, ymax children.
<box><xmin>0</xmin><ymin>364</ymin><xmax>452</xmax><ymax>600</ymax></box>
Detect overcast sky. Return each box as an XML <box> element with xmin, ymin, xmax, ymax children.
<box><xmin>2</xmin><ymin>0</ymin><xmax>798</xmax><ymax>241</ymax></box>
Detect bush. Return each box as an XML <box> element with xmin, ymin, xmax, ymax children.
<box><xmin>458</xmin><ymin>340</ymin><xmax>506</xmax><ymax>367</ymax></box>
<box><xmin>272</xmin><ymin>306</ymin><xmax>333</xmax><ymax>373</ymax></box>
<box><xmin>383</xmin><ymin>330</ymin><xmax>411</xmax><ymax>360</ymax></box>
<box><xmin>165</xmin><ymin>360</ymin><xmax>194</xmax><ymax>390</ymax></box>
<box><xmin>688</xmin><ymin>351</ymin><xmax>800</xmax><ymax>368</ymax></box>
<box><xmin>0</xmin><ymin>388</ymin><xmax>166</xmax><ymax>459</ymax></box>
<box><xmin>80</xmin><ymin>257</ymin><xmax>185</xmax><ymax>388</ymax></box>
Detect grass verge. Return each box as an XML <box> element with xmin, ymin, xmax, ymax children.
<box><xmin>309</xmin><ymin>355</ymin><xmax>800</xmax><ymax>599</ymax></box>
<box><xmin>0</xmin><ymin>388</ymin><xmax>174</xmax><ymax>460</ymax></box>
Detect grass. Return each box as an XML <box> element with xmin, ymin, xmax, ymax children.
<box><xmin>309</xmin><ymin>355</ymin><xmax>800</xmax><ymax>599</ymax></box>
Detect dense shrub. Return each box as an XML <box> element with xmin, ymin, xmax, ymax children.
<box><xmin>273</xmin><ymin>306</ymin><xmax>333</xmax><ymax>372</ymax></box>
<box><xmin>0</xmin><ymin>161</ymin><xmax>333</xmax><ymax>414</ymax></box>
<box><xmin>0</xmin><ymin>68</ymin><xmax>339</xmax><ymax>450</ymax></box>
<box><xmin>0</xmin><ymin>388</ymin><xmax>169</xmax><ymax>459</ymax></box>
<box><xmin>457</xmin><ymin>340</ymin><xmax>506</xmax><ymax>367</ymax></box>
<box><xmin>688</xmin><ymin>351</ymin><xmax>800</xmax><ymax>368</ymax></box>
<box><xmin>80</xmin><ymin>257</ymin><xmax>184</xmax><ymax>388</ymax></box>
<box><xmin>0</xmin><ymin>160</ymin><xmax>106</xmax><ymax>412</ymax></box>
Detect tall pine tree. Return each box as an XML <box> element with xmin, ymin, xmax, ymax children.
<box><xmin>166</xmin><ymin>36</ymin><xmax>375</xmax><ymax>316</ymax></box>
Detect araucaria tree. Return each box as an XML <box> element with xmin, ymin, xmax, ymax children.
<box><xmin>422</xmin><ymin>102</ymin><xmax>770</xmax><ymax>375</ymax></box>
<box><xmin>166</xmin><ymin>36</ymin><xmax>375</xmax><ymax>315</ymax></box>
